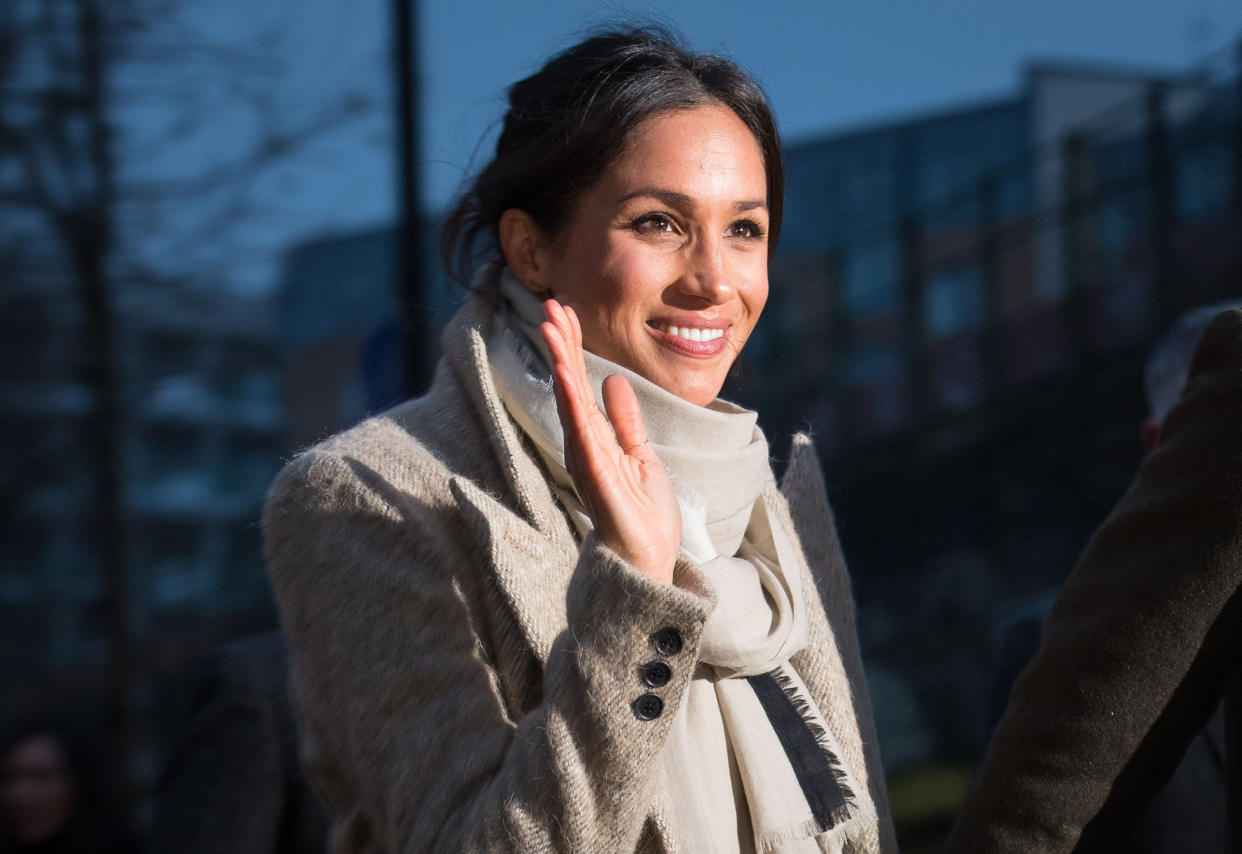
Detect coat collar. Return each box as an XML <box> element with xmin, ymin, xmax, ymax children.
<box><xmin>440</xmin><ymin>292</ymin><xmax>559</xmax><ymax>534</ymax></box>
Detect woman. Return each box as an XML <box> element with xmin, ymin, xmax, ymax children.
<box><xmin>264</xmin><ymin>27</ymin><xmax>894</xmax><ymax>853</ymax></box>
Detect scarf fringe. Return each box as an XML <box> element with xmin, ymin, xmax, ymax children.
<box><xmin>756</xmin><ymin>808</ymin><xmax>859</xmax><ymax>853</ymax></box>
<box><xmin>758</xmin><ymin>817</ymin><xmax>832</xmax><ymax>853</ymax></box>
<box><xmin>769</xmin><ymin>667</ymin><xmax>858</xmax><ymax>825</ymax></box>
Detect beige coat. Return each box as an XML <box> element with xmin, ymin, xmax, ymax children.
<box><xmin>263</xmin><ymin>292</ymin><xmax>896</xmax><ymax>853</ymax></box>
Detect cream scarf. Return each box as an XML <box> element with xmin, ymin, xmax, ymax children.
<box><xmin>488</xmin><ymin>271</ymin><xmax>862</xmax><ymax>853</ymax></box>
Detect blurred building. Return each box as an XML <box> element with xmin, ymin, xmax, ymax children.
<box><xmin>275</xmin><ymin>222</ymin><xmax>450</xmax><ymax>450</ymax></box>
<box><xmin>0</xmin><ymin>269</ymin><xmax>282</xmax><ymax>715</ymax></box>
<box><xmin>278</xmin><ymin>228</ymin><xmax>397</xmax><ymax>451</ymax></box>
<box><xmin>118</xmin><ymin>285</ymin><xmax>283</xmax><ymax>628</ymax></box>
<box><xmin>757</xmin><ymin>61</ymin><xmax>1214</xmax><ymax>449</ymax></box>
<box><xmin>740</xmin><ymin>54</ymin><xmax>1242</xmax><ymax>778</ymax></box>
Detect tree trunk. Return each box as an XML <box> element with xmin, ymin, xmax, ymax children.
<box><xmin>75</xmin><ymin>0</ymin><xmax>137</xmax><ymax>821</ymax></box>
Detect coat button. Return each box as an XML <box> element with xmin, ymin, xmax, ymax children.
<box><xmin>640</xmin><ymin>660</ymin><xmax>672</xmax><ymax>688</ymax></box>
<box><xmin>652</xmin><ymin>627</ymin><xmax>683</xmax><ymax>656</ymax></box>
<box><xmin>632</xmin><ymin>693</ymin><xmax>664</xmax><ymax>721</ymax></box>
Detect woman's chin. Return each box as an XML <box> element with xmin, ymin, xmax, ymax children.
<box><xmin>649</xmin><ymin>371</ymin><xmax>725</xmax><ymax>407</ymax></box>
<box><xmin>601</xmin><ymin>344</ymin><xmax>731</xmax><ymax>406</ymax></box>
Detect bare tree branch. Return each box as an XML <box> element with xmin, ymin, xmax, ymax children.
<box><xmin>119</xmin><ymin>92</ymin><xmax>371</xmax><ymax>199</ymax></box>
<box><xmin>123</xmin><ymin>41</ymin><xmax>279</xmax><ymax>74</ymax></box>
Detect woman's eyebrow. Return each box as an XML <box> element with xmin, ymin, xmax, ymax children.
<box><xmin>618</xmin><ymin>188</ymin><xmax>693</xmax><ymax>208</ymax></box>
<box><xmin>618</xmin><ymin>188</ymin><xmax>767</xmax><ymax>212</ymax></box>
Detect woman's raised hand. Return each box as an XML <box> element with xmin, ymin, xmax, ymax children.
<box><xmin>540</xmin><ymin>299</ymin><xmax>681</xmax><ymax>585</ymax></box>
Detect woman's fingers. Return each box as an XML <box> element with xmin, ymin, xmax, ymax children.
<box><xmin>558</xmin><ymin>302</ymin><xmax>599</xmax><ymax>430</ymax></box>
<box><xmin>601</xmin><ymin>374</ymin><xmax>649</xmax><ymax>455</ymax></box>
<box><xmin>542</xmin><ymin>301</ymin><xmax>609</xmax><ymax>468</ymax></box>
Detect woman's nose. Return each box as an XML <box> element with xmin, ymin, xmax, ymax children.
<box><xmin>676</xmin><ymin>235</ymin><xmax>733</xmax><ymax>304</ymax></box>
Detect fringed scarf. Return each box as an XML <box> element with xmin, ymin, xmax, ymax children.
<box><xmin>488</xmin><ymin>270</ymin><xmax>864</xmax><ymax>853</ymax></box>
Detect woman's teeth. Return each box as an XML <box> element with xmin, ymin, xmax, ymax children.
<box><xmin>654</xmin><ymin>323</ymin><xmax>724</xmax><ymax>343</ymax></box>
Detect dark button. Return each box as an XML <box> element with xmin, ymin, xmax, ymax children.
<box><xmin>652</xmin><ymin>627</ymin><xmax>683</xmax><ymax>656</ymax></box>
<box><xmin>640</xmin><ymin>660</ymin><xmax>672</xmax><ymax>688</ymax></box>
<box><xmin>632</xmin><ymin>693</ymin><xmax>664</xmax><ymax>721</ymax></box>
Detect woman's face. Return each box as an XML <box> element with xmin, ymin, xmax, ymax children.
<box><xmin>533</xmin><ymin>104</ymin><xmax>770</xmax><ymax>406</ymax></box>
<box><xmin>0</xmin><ymin>735</ymin><xmax>76</xmax><ymax>845</ymax></box>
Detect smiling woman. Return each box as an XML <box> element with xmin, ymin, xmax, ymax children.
<box><xmin>263</xmin><ymin>25</ymin><xmax>895</xmax><ymax>854</ymax></box>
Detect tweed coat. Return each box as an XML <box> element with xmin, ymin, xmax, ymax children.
<box><xmin>263</xmin><ymin>291</ymin><xmax>896</xmax><ymax>854</ymax></box>
<box><xmin>946</xmin><ymin>307</ymin><xmax>1242</xmax><ymax>852</ymax></box>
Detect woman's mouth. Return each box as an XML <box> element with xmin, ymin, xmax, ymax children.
<box><xmin>646</xmin><ymin>321</ymin><xmax>729</xmax><ymax>356</ymax></box>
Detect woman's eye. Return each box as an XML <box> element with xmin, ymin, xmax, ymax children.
<box><xmin>727</xmin><ymin>219</ymin><xmax>765</xmax><ymax>239</ymax></box>
<box><xmin>633</xmin><ymin>213</ymin><xmax>676</xmax><ymax>234</ymax></box>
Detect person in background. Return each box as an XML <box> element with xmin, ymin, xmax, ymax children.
<box><xmin>0</xmin><ymin>721</ymin><xmax>137</xmax><ymax>854</ymax></box>
<box><xmin>948</xmin><ymin>303</ymin><xmax>1242</xmax><ymax>852</ymax></box>
<box><xmin>979</xmin><ymin>301</ymin><xmax>1238</xmax><ymax>853</ymax></box>
<box><xmin>1140</xmin><ymin>301</ymin><xmax>1242</xmax><ymax>454</ymax></box>
<box><xmin>147</xmin><ymin>631</ymin><xmax>329</xmax><ymax>854</ymax></box>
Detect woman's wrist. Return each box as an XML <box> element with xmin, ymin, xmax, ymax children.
<box><xmin>619</xmin><ymin>542</ymin><xmax>677</xmax><ymax>586</ymax></box>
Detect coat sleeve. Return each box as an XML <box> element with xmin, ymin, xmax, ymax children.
<box><xmin>262</xmin><ymin>446</ymin><xmax>715</xmax><ymax>854</ymax></box>
<box><xmin>946</xmin><ymin>308</ymin><xmax>1242</xmax><ymax>852</ymax></box>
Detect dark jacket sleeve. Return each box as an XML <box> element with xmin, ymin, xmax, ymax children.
<box><xmin>946</xmin><ymin>308</ymin><xmax>1242</xmax><ymax>853</ymax></box>
<box><xmin>148</xmin><ymin>636</ymin><xmax>323</xmax><ymax>854</ymax></box>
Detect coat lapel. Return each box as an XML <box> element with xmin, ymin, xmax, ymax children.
<box><xmin>449</xmin><ymin>474</ymin><xmax>576</xmax><ymax>664</ymax></box>
<box><xmin>441</xmin><ymin>295</ymin><xmax>580</xmax><ymax>665</ymax></box>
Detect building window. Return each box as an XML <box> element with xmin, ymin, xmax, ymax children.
<box><xmin>144</xmin><ymin>332</ymin><xmax>198</xmax><ymax>383</ymax></box>
<box><xmin>139</xmin><ymin>521</ymin><xmax>207</xmax><ymax>609</ymax></box>
<box><xmin>924</xmin><ymin>266</ymin><xmax>986</xmax><ymax>413</ymax></box>
<box><xmin>220</xmin><ymin>524</ymin><xmax>268</xmax><ymax>606</ymax></box>
<box><xmin>1098</xmin><ymin>195</ymin><xmax>1148</xmax><ymax>252</ymax></box>
<box><xmin>844</xmin><ymin>342</ymin><xmax>906</xmax><ymax>436</ymax></box>
<box><xmin>842</xmin><ymin>239</ymin><xmax>900</xmax><ymax>319</ymax></box>
<box><xmin>139</xmin><ymin>426</ymin><xmax>209</xmax><ymax>510</ymax></box>
<box><xmin>216</xmin><ymin>361</ymin><xmax>279</xmax><ymax>426</ymax></box>
<box><xmin>215</xmin><ymin>437</ymin><xmax>280</xmax><ymax>500</ymax></box>
<box><xmin>1175</xmin><ymin>142</ymin><xmax>1232</xmax><ymax>223</ymax></box>
<box><xmin>146</xmin><ymin>374</ymin><xmax>214</xmax><ymax>420</ymax></box>
<box><xmin>928</xmin><ymin>337</ymin><xmax>984</xmax><ymax>413</ymax></box>
<box><xmin>925</xmin><ymin>267</ymin><xmax>984</xmax><ymax>340</ymax></box>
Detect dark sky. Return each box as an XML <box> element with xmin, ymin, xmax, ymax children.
<box><xmin>144</xmin><ymin>0</ymin><xmax>1242</xmax><ymax>294</ymax></box>
<box><xmin>420</xmin><ymin>0</ymin><xmax>1242</xmax><ymax>209</ymax></box>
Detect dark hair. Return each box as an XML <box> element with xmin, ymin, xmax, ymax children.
<box><xmin>441</xmin><ymin>25</ymin><xmax>784</xmax><ymax>285</ymax></box>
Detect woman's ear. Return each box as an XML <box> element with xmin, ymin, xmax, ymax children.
<box><xmin>498</xmin><ymin>209</ymin><xmax>549</xmax><ymax>293</ymax></box>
